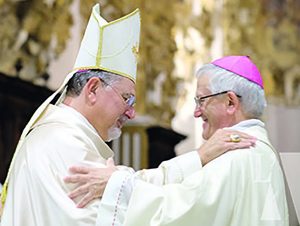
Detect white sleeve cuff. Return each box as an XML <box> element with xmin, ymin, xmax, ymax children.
<box><xmin>164</xmin><ymin>151</ymin><xmax>202</xmax><ymax>182</ymax></box>
<box><xmin>96</xmin><ymin>170</ymin><xmax>134</xmax><ymax>226</ymax></box>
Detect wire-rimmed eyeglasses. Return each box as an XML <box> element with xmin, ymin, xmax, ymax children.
<box><xmin>100</xmin><ymin>78</ymin><xmax>136</xmax><ymax>108</ymax></box>
<box><xmin>194</xmin><ymin>90</ymin><xmax>241</xmax><ymax>107</ymax></box>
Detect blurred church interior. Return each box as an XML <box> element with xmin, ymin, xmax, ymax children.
<box><xmin>0</xmin><ymin>0</ymin><xmax>299</xmax><ymax>220</ymax></box>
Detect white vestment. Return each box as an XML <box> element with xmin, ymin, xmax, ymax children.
<box><xmin>0</xmin><ymin>104</ymin><xmax>201</xmax><ymax>226</ymax></box>
<box><xmin>98</xmin><ymin>120</ymin><xmax>289</xmax><ymax>226</ymax></box>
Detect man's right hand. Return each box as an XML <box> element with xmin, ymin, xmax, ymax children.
<box><xmin>198</xmin><ymin>129</ymin><xmax>256</xmax><ymax>166</ymax></box>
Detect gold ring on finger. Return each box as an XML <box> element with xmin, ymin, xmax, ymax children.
<box><xmin>230</xmin><ymin>134</ymin><xmax>241</xmax><ymax>143</ymax></box>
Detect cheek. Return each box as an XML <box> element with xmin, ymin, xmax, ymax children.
<box><xmin>105</xmin><ymin>103</ymin><xmax>124</xmax><ymax>120</ymax></box>
<box><xmin>206</xmin><ymin>105</ymin><xmax>225</xmax><ymax>126</ymax></box>
<box><xmin>106</xmin><ymin>97</ymin><xmax>124</xmax><ymax>112</ymax></box>
<box><xmin>97</xmin><ymin>104</ymin><xmax>114</xmax><ymax>120</ymax></box>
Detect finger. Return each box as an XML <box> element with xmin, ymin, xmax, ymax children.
<box><xmin>234</xmin><ymin>134</ymin><xmax>257</xmax><ymax>144</ymax></box>
<box><xmin>77</xmin><ymin>193</ymin><xmax>94</xmax><ymax>208</ymax></box>
<box><xmin>69</xmin><ymin>165</ymin><xmax>90</xmax><ymax>174</ymax></box>
<box><xmin>226</xmin><ymin>130</ymin><xmax>256</xmax><ymax>139</ymax></box>
<box><xmin>106</xmin><ymin>157</ymin><xmax>115</xmax><ymax>167</ymax></box>
<box><xmin>64</xmin><ymin>174</ymin><xmax>88</xmax><ymax>183</ymax></box>
<box><xmin>238</xmin><ymin>133</ymin><xmax>256</xmax><ymax>142</ymax></box>
<box><xmin>225</xmin><ymin>141</ymin><xmax>255</xmax><ymax>151</ymax></box>
<box><xmin>68</xmin><ymin>184</ymin><xmax>90</xmax><ymax>199</ymax></box>
<box><xmin>223</xmin><ymin>131</ymin><xmax>256</xmax><ymax>144</ymax></box>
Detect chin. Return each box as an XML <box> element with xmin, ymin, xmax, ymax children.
<box><xmin>202</xmin><ymin>130</ymin><xmax>209</xmax><ymax>140</ymax></box>
<box><xmin>107</xmin><ymin>127</ymin><xmax>122</xmax><ymax>141</ymax></box>
<box><xmin>203</xmin><ymin>132</ymin><xmax>215</xmax><ymax>140</ymax></box>
<box><xmin>202</xmin><ymin>135</ymin><xmax>209</xmax><ymax>140</ymax></box>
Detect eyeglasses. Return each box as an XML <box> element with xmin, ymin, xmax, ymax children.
<box><xmin>100</xmin><ymin>78</ymin><xmax>136</xmax><ymax>108</ymax></box>
<box><xmin>194</xmin><ymin>90</ymin><xmax>241</xmax><ymax>107</ymax></box>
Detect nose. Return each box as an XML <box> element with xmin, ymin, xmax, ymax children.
<box><xmin>194</xmin><ymin>105</ymin><xmax>202</xmax><ymax>118</ymax></box>
<box><xmin>124</xmin><ymin>107</ymin><xmax>136</xmax><ymax>119</ymax></box>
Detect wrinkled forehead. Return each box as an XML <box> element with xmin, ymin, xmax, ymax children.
<box><xmin>196</xmin><ymin>75</ymin><xmax>211</xmax><ymax>94</ymax></box>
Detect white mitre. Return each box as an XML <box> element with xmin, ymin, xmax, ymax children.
<box><xmin>74</xmin><ymin>4</ymin><xmax>140</xmax><ymax>82</ymax></box>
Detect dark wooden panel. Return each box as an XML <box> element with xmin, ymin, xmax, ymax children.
<box><xmin>0</xmin><ymin>73</ymin><xmax>53</xmax><ymax>183</ymax></box>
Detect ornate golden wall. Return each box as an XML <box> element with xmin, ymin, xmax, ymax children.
<box><xmin>95</xmin><ymin>0</ymin><xmax>300</xmax><ymax>125</ymax></box>
<box><xmin>1</xmin><ymin>0</ymin><xmax>299</xmax><ymax>124</ymax></box>
<box><xmin>0</xmin><ymin>0</ymin><xmax>73</xmax><ymax>84</ymax></box>
<box><xmin>223</xmin><ymin>0</ymin><xmax>300</xmax><ymax>105</ymax></box>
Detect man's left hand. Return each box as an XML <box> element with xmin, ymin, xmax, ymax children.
<box><xmin>64</xmin><ymin>157</ymin><xmax>117</xmax><ymax>208</ymax></box>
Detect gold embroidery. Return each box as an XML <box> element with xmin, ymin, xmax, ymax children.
<box><xmin>132</xmin><ymin>43</ymin><xmax>139</xmax><ymax>63</ymax></box>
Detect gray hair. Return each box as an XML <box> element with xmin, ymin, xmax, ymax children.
<box><xmin>66</xmin><ymin>69</ymin><xmax>122</xmax><ymax>96</ymax></box>
<box><xmin>196</xmin><ymin>64</ymin><xmax>267</xmax><ymax>119</ymax></box>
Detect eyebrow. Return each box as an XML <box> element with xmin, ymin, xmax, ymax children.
<box><xmin>122</xmin><ymin>92</ymin><xmax>135</xmax><ymax>97</ymax></box>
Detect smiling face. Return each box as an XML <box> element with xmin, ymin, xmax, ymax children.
<box><xmin>80</xmin><ymin>76</ymin><xmax>136</xmax><ymax>141</ymax></box>
<box><xmin>194</xmin><ymin>75</ymin><xmax>234</xmax><ymax>140</ymax></box>
<box><xmin>103</xmin><ymin>77</ymin><xmax>136</xmax><ymax>141</ymax></box>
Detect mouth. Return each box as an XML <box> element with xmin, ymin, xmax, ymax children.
<box><xmin>201</xmin><ymin>116</ymin><xmax>208</xmax><ymax>128</ymax></box>
<box><xmin>116</xmin><ymin>120</ymin><xmax>122</xmax><ymax>128</ymax></box>
<box><xmin>201</xmin><ymin>116</ymin><xmax>208</xmax><ymax>123</ymax></box>
<box><xmin>116</xmin><ymin>115</ymin><xmax>129</xmax><ymax>128</ymax></box>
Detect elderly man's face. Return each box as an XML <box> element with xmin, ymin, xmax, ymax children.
<box><xmin>194</xmin><ymin>75</ymin><xmax>231</xmax><ymax>140</ymax></box>
<box><xmin>91</xmin><ymin>76</ymin><xmax>136</xmax><ymax>141</ymax></box>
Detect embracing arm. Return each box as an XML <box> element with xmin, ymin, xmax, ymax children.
<box><xmin>131</xmin><ymin>128</ymin><xmax>255</xmax><ymax>185</ymax></box>
<box><xmin>64</xmin><ymin>129</ymin><xmax>256</xmax><ymax>208</ymax></box>
<box><xmin>198</xmin><ymin>129</ymin><xmax>256</xmax><ymax>165</ymax></box>
<box><xmin>98</xmin><ymin>150</ymin><xmax>242</xmax><ymax>226</ymax></box>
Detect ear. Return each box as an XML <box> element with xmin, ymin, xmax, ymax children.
<box><xmin>84</xmin><ymin>77</ymin><xmax>102</xmax><ymax>105</ymax></box>
<box><xmin>226</xmin><ymin>91</ymin><xmax>240</xmax><ymax>115</ymax></box>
